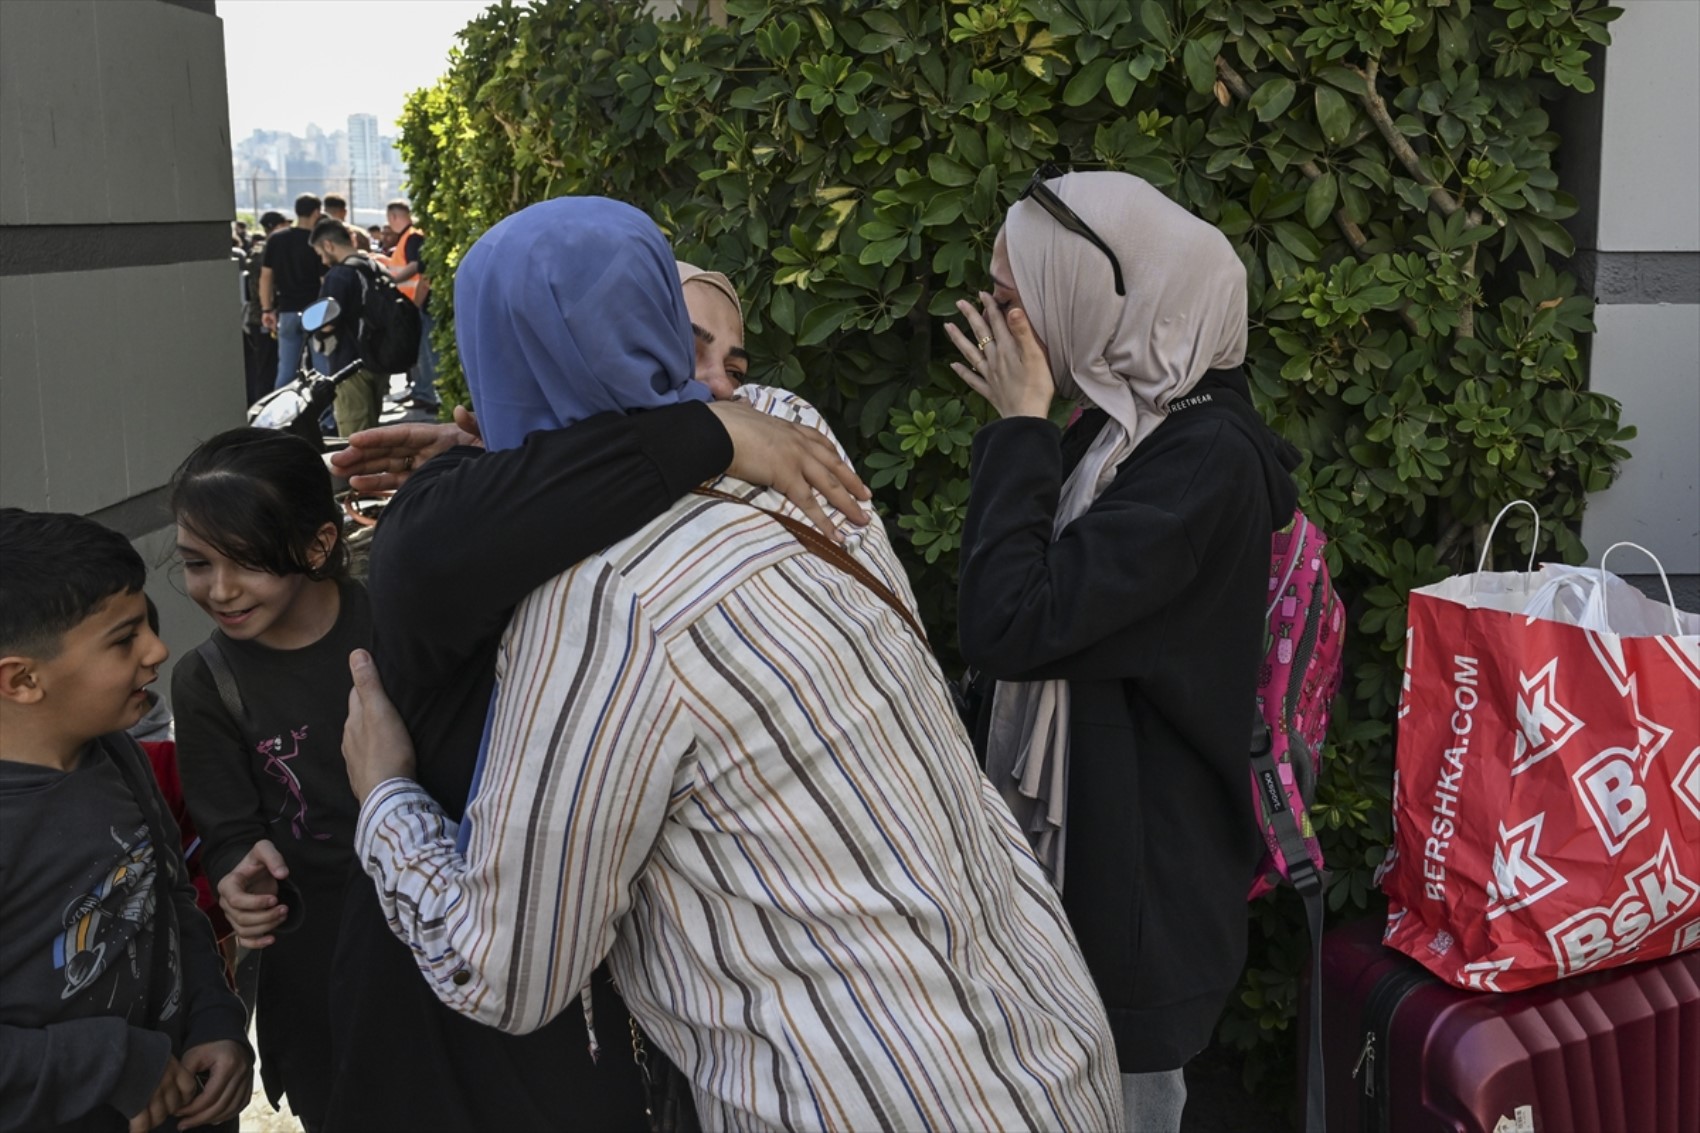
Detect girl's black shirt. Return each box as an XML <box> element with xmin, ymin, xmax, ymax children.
<box><xmin>172</xmin><ymin>579</ymin><xmax>367</xmax><ymax>893</ymax></box>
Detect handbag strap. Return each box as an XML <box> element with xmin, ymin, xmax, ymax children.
<box><xmin>690</xmin><ymin>486</ymin><xmax>929</xmax><ymax>646</ymax></box>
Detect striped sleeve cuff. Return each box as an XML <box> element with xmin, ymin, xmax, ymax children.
<box><xmin>354</xmin><ymin>777</ymin><xmax>442</xmax><ymax>862</ymax></box>
<box><xmin>354</xmin><ymin>778</ymin><xmax>489</xmax><ymax>1014</ymax></box>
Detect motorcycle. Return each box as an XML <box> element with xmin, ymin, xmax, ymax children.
<box><xmin>247</xmin><ymin>296</ymin><xmax>361</xmax><ymax>452</ymax></box>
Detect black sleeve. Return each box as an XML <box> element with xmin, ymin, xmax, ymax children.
<box><xmin>0</xmin><ymin>1018</ymin><xmax>169</xmax><ymax>1131</ymax></box>
<box><xmin>956</xmin><ymin>416</ymin><xmax>1238</xmax><ymax>682</ymax></box>
<box><xmin>369</xmin><ymin>400</ymin><xmax>733</xmax><ymax>688</ymax></box>
<box><xmin>403</xmin><ymin>232</ymin><xmax>422</xmax><ymax>267</ymax></box>
<box><xmin>172</xmin><ymin>652</ymin><xmax>267</xmax><ymax>890</ymax></box>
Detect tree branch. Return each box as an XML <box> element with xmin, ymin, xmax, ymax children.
<box><xmin>1349</xmin><ymin>58</ymin><xmax>1487</xmax><ymax>232</ymax></box>
<box><xmin>1216</xmin><ymin>56</ymin><xmax>1371</xmax><ymax>254</ymax></box>
<box><xmin>1350</xmin><ymin>58</ymin><xmax>1483</xmax><ymax>339</ymax></box>
<box><xmin>1216</xmin><ymin>56</ymin><xmax>1423</xmax><ymax>336</ymax></box>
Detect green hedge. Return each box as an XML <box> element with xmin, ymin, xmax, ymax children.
<box><xmin>400</xmin><ymin>0</ymin><xmax>1627</xmax><ymax>1104</ymax></box>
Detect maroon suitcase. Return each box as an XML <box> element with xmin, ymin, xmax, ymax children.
<box><xmin>1319</xmin><ymin>917</ymin><xmax>1700</xmax><ymax>1133</ymax></box>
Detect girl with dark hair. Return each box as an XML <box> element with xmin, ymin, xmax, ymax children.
<box><xmin>168</xmin><ymin>426</ymin><xmax>365</xmax><ymax>1133</ymax></box>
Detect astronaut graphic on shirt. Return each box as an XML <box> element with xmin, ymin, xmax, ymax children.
<box><xmin>52</xmin><ymin>822</ymin><xmax>175</xmax><ymax>1017</ymax></box>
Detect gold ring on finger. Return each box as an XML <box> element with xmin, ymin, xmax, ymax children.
<box><xmin>975</xmin><ymin>336</ymin><xmax>992</xmax><ymax>349</ymax></box>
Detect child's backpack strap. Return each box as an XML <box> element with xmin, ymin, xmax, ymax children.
<box><xmin>98</xmin><ymin>734</ymin><xmax>186</xmax><ymax>1031</ymax></box>
<box><xmin>195</xmin><ymin>638</ymin><xmax>251</xmax><ymax>741</ymax></box>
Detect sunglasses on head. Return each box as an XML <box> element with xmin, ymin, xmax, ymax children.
<box><xmin>1016</xmin><ymin>163</ymin><xmax>1126</xmax><ymax>297</ymax></box>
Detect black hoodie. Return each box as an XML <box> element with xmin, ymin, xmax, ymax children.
<box><xmin>959</xmin><ymin>366</ymin><xmax>1300</xmax><ymax>1072</ymax></box>
<box><xmin>0</xmin><ymin>734</ymin><xmax>249</xmax><ymax>1132</ymax></box>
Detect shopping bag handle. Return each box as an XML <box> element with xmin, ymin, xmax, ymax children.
<box><xmin>1475</xmin><ymin>500</ymin><xmax>1541</xmax><ymax>574</ymax></box>
<box><xmin>1597</xmin><ymin>541</ymin><xmax>1683</xmax><ymax>636</ymax></box>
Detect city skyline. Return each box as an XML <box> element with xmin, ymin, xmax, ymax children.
<box><xmin>220</xmin><ymin>0</ymin><xmax>494</xmax><ymax>140</ymax></box>
<box><xmin>231</xmin><ymin>114</ymin><xmax>408</xmax><ymax>222</ymax></box>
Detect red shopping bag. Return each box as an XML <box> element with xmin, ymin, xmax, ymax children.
<box><xmin>1381</xmin><ymin>507</ymin><xmax>1700</xmax><ymax>992</ymax></box>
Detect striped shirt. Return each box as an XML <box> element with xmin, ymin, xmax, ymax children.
<box><xmin>357</xmin><ymin>388</ymin><xmax>1124</xmax><ymax>1132</ymax></box>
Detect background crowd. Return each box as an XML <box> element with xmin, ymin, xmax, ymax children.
<box><xmin>230</xmin><ymin>193</ymin><xmax>439</xmax><ymax>430</ymax></box>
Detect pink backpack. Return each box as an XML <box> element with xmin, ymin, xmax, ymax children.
<box><xmin>1249</xmin><ymin>509</ymin><xmax>1345</xmax><ymax>900</ymax></box>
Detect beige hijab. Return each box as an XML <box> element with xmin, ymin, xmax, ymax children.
<box><xmin>984</xmin><ymin>171</ymin><xmax>1248</xmax><ymax>887</ymax></box>
<box><xmin>675</xmin><ymin>260</ymin><xmax>743</xmax><ymax>340</ymax></box>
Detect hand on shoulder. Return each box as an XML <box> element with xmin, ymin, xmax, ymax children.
<box><xmin>709</xmin><ymin>388</ymin><xmax>872</xmax><ymax>542</ymax></box>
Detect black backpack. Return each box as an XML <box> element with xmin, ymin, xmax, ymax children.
<box><xmin>345</xmin><ymin>254</ymin><xmax>422</xmax><ymax>374</ymax></box>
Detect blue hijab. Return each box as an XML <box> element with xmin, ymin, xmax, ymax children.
<box><xmin>454</xmin><ymin>197</ymin><xmax>707</xmax><ymax>851</ymax></box>
<box><xmin>455</xmin><ymin>196</ymin><xmax>708</xmax><ymax>451</ymax></box>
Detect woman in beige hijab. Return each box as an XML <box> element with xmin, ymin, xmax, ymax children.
<box><xmin>677</xmin><ymin>260</ymin><xmax>748</xmax><ymax>400</ymax></box>
<box><xmin>947</xmin><ymin>169</ymin><xmax>1300</xmax><ymax>1131</ymax></box>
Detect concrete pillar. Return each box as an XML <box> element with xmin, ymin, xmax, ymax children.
<box><xmin>1</xmin><ymin>0</ymin><xmax>244</xmax><ymax>685</ymax></box>
<box><xmin>1570</xmin><ymin>0</ymin><xmax>1700</xmax><ymax>605</ymax></box>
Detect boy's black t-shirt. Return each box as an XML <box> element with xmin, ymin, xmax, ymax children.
<box><xmin>261</xmin><ymin>227</ymin><xmax>326</xmax><ymax>313</ymax></box>
<box><xmin>0</xmin><ymin>752</ymin><xmax>163</xmax><ymax>1032</ymax></box>
<box><xmin>172</xmin><ymin>579</ymin><xmax>367</xmax><ymax>894</ymax></box>
<box><xmin>0</xmin><ymin>736</ymin><xmax>249</xmax><ymax>1131</ymax></box>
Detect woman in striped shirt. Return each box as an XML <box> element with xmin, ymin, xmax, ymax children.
<box><xmin>342</xmin><ymin>197</ymin><xmax>1123</xmax><ymax>1132</ymax></box>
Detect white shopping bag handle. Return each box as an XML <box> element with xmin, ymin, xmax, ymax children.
<box><xmin>1473</xmin><ymin>500</ymin><xmax>1541</xmax><ymax>583</ymax></box>
<box><xmin>1596</xmin><ymin>541</ymin><xmax>1683</xmax><ymax>636</ymax></box>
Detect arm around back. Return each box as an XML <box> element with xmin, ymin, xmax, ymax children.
<box><xmin>368</xmin><ymin>400</ymin><xmax>731</xmax><ymax>685</ymax></box>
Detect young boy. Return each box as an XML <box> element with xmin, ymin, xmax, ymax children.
<box><xmin>0</xmin><ymin>509</ymin><xmax>251</xmax><ymax>1133</ymax></box>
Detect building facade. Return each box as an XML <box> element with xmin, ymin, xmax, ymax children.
<box><xmin>1570</xmin><ymin>0</ymin><xmax>1700</xmax><ymax>603</ymax></box>
<box><xmin>1</xmin><ymin>0</ymin><xmax>243</xmax><ymax>683</ymax></box>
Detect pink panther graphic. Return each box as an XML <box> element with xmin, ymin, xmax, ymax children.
<box><xmin>257</xmin><ymin>726</ymin><xmax>330</xmax><ymax>840</ymax></box>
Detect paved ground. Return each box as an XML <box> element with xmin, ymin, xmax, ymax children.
<box><xmin>236</xmin><ymin>1016</ymin><xmax>302</xmax><ymax>1133</ymax></box>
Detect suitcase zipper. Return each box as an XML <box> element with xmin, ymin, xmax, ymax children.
<box><xmin>1351</xmin><ymin>1031</ymin><xmax>1375</xmax><ymax>1095</ymax></box>
<box><xmin>1359</xmin><ymin>961</ymin><xmax>1431</xmax><ymax>1133</ymax></box>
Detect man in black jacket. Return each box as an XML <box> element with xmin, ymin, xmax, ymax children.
<box><xmin>259</xmin><ymin>194</ymin><xmax>326</xmax><ymax>392</ymax></box>
<box><xmin>308</xmin><ymin>219</ymin><xmax>384</xmax><ymax>436</ymax></box>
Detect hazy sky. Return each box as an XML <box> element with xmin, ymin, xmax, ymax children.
<box><xmin>220</xmin><ymin>0</ymin><xmax>500</xmax><ymax>139</ymax></box>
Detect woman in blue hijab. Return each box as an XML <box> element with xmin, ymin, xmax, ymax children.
<box><xmin>456</xmin><ymin>196</ymin><xmax>710</xmax><ymax>448</ymax></box>
<box><xmin>325</xmin><ymin>197</ymin><xmax>870</xmax><ymax>1132</ymax></box>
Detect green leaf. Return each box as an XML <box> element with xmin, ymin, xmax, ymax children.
<box><xmin>1315</xmin><ymin>86</ymin><xmax>1354</xmax><ymax>147</ymax></box>
<box><xmin>1305</xmin><ymin>171</ymin><xmax>1338</xmax><ymax>228</ymax></box>
<box><xmin>928</xmin><ymin>153</ymin><xmax>975</xmax><ymax>187</ymax></box>
<box><xmin>1139</xmin><ymin>0</ymin><xmax>1174</xmax><ymax>47</ymax></box>
<box><xmin>797</xmin><ymin>300</ymin><xmax>858</xmax><ymax>346</ymax></box>
<box><xmin>769</xmin><ymin>285</ymin><xmax>796</xmax><ymax>335</ymax></box>
<box><xmin>1105</xmin><ymin>61</ymin><xmax>1136</xmax><ymax>107</ymax></box>
<box><xmin>920</xmin><ymin>193</ymin><xmax>965</xmax><ymax>226</ymax></box>
<box><xmin>1247</xmin><ymin>77</ymin><xmax>1296</xmax><ymax>122</ymax></box>
<box><xmin>1314</xmin><ymin>66</ymin><xmax>1366</xmax><ymax>96</ymax></box>
<box><xmin>1182</xmin><ymin>40</ymin><xmax>1217</xmax><ymax>95</ymax></box>
<box><xmin>1063</xmin><ymin>57</ymin><xmax>1112</xmax><ymax>106</ymax></box>
<box><xmin>1272</xmin><ymin>221</ymin><xmax>1321</xmax><ymax>261</ymax></box>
